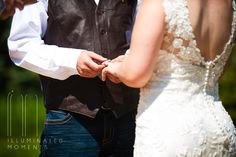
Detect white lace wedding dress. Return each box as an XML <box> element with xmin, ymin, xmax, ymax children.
<box><xmin>134</xmin><ymin>0</ymin><xmax>236</xmax><ymax>156</ymax></box>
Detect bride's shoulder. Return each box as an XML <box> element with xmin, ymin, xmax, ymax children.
<box><xmin>162</xmin><ymin>0</ymin><xmax>188</xmax><ymax>27</ymax></box>
<box><xmin>162</xmin><ymin>0</ymin><xmax>186</xmax><ymax>15</ymax></box>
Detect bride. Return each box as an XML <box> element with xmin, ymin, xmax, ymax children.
<box><xmin>102</xmin><ymin>0</ymin><xmax>236</xmax><ymax>156</ymax></box>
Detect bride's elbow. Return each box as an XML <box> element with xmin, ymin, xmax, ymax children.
<box><xmin>121</xmin><ymin>74</ymin><xmax>149</xmax><ymax>88</ymax></box>
<box><xmin>125</xmin><ymin>81</ymin><xmax>147</xmax><ymax>88</ymax></box>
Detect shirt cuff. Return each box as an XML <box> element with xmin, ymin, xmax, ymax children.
<box><xmin>59</xmin><ymin>48</ymin><xmax>83</xmax><ymax>77</ymax></box>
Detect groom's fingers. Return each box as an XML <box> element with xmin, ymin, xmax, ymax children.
<box><xmin>85</xmin><ymin>60</ymin><xmax>105</xmax><ymax>72</ymax></box>
<box><xmin>79</xmin><ymin>66</ymin><xmax>101</xmax><ymax>78</ymax></box>
<box><xmin>82</xmin><ymin>72</ymin><xmax>96</xmax><ymax>78</ymax></box>
<box><xmin>77</xmin><ymin>51</ymin><xmax>107</xmax><ymax>78</ymax></box>
<box><xmin>87</xmin><ymin>51</ymin><xmax>107</xmax><ymax>63</ymax></box>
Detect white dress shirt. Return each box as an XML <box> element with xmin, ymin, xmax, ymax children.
<box><xmin>8</xmin><ymin>0</ymin><xmax>140</xmax><ymax>80</ymax></box>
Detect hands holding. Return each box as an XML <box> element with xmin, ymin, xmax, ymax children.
<box><xmin>101</xmin><ymin>55</ymin><xmax>125</xmax><ymax>83</ymax></box>
<box><xmin>76</xmin><ymin>50</ymin><xmax>125</xmax><ymax>84</ymax></box>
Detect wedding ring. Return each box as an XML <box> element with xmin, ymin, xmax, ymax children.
<box><xmin>103</xmin><ymin>60</ymin><xmax>111</xmax><ymax>66</ymax></box>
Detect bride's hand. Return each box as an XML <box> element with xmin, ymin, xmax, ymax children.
<box><xmin>101</xmin><ymin>54</ymin><xmax>127</xmax><ymax>83</ymax></box>
<box><xmin>102</xmin><ymin>61</ymin><xmax>121</xmax><ymax>83</ymax></box>
<box><xmin>102</xmin><ymin>55</ymin><xmax>126</xmax><ymax>66</ymax></box>
<box><xmin>110</xmin><ymin>55</ymin><xmax>126</xmax><ymax>63</ymax></box>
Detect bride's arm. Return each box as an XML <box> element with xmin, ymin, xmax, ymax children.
<box><xmin>102</xmin><ymin>0</ymin><xmax>165</xmax><ymax>88</ymax></box>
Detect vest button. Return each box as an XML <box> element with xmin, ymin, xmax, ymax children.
<box><xmin>100</xmin><ymin>29</ymin><xmax>107</xmax><ymax>35</ymax></box>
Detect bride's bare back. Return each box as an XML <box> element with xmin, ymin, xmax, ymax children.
<box><xmin>129</xmin><ymin>1</ymin><xmax>236</xmax><ymax>157</ymax></box>
<box><xmin>188</xmin><ymin>0</ymin><xmax>234</xmax><ymax>61</ymax></box>
<box><xmin>105</xmin><ymin>0</ymin><xmax>236</xmax><ymax>88</ymax></box>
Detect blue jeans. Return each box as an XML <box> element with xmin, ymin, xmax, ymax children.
<box><xmin>39</xmin><ymin>109</ymin><xmax>136</xmax><ymax>157</ymax></box>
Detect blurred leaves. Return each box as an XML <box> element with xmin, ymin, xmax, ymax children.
<box><xmin>219</xmin><ymin>46</ymin><xmax>236</xmax><ymax>105</ymax></box>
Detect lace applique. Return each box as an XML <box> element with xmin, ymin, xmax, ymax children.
<box><xmin>162</xmin><ymin>0</ymin><xmax>236</xmax><ymax>93</ymax></box>
<box><xmin>162</xmin><ymin>0</ymin><xmax>203</xmax><ymax>65</ymax></box>
<box><xmin>162</xmin><ymin>0</ymin><xmax>236</xmax><ymax>68</ymax></box>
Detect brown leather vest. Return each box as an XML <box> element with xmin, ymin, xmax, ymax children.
<box><xmin>41</xmin><ymin>0</ymin><xmax>139</xmax><ymax>118</ymax></box>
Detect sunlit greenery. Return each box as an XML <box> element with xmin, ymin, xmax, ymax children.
<box><xmin>0</xmin><ymin>93</ymin><xmax>45</xmax><ymax>157</ymax></box>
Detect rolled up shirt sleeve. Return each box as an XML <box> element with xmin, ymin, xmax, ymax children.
<box><xmin>8</xmin><ymin>0</ymin><xmax>82</xmax><ymax>80</ymax></box>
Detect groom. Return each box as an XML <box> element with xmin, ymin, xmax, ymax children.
<box><xmin>8</xmin><ymin>0</ymin><xmax>139</xmax><ymax>156</ymax></box>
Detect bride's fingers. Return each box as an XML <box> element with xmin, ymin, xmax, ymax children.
<box><xmin>107</xmin><ymin>74</ymin><xmax>121</xmax><ymax>84</ymax></box>
<box><xmin>102</xmin><ymin>68</ymin><xmax>108</xmax><ymax>81</ymax></box>
<box><xmin>101</xmin><ymin>60</ymin><xmax>111</xmax><ymax>67</ymax></box>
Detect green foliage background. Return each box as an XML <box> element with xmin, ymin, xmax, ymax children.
<box><xmin>0</xmin><ymin>17</ymin><xmax>236</xmax><ymax>156</ymax></box>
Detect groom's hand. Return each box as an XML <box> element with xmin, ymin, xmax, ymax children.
<box><xmin>76</xmin><ymin>51</ymin><xmax>107</xmax><ymax>78</ymax></box>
